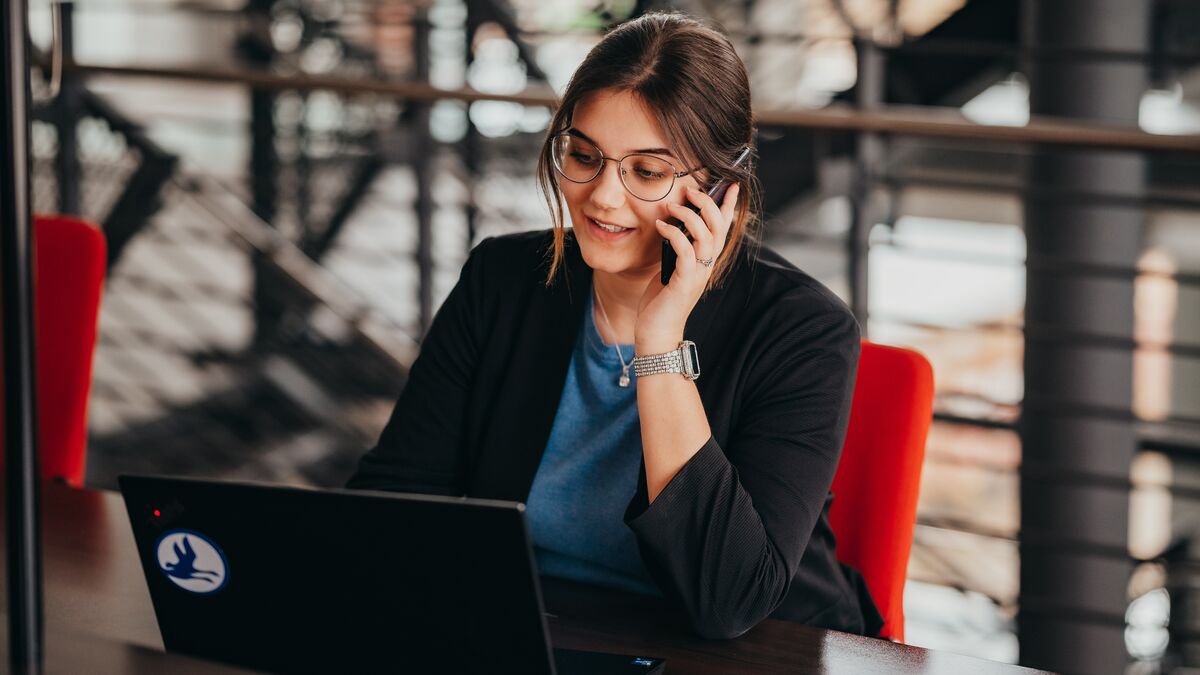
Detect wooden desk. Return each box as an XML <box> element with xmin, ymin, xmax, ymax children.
<box><xmin>2</xmin><ymin>483</ymin><xmax>1048</xmax><ymax>674</ymax></box>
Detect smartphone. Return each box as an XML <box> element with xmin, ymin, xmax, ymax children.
<box><xmin>661</xmin><ymin>146</ymin><xmax>752</xmax><ymax>285</ymax></box>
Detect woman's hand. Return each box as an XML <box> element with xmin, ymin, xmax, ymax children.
<box><xmin>635</xmin><ymin>183</ymin><xmax>740</xmax><ymax>355</ymax></box>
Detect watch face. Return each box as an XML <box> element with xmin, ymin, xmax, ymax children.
<box><xmin>684</xmin><ymin>341</ymin><xmax>700</xmax><ymax>379</ymax></box>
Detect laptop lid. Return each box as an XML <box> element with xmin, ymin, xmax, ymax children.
<box><xmin>119</xmin><ymin>474</ymin><xmax>557</xmax><ymax>674</ymax></box>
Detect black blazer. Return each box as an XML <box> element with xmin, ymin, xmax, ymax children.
<box><xmin>347</xmin><ymin>229</ymin><xmax>883</xmax><ymax>639</ymax></box>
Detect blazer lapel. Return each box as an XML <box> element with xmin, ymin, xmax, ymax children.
<box><xmin>467</xmin><ymin>232</ymin><xmax>591</xmax><ymax>501</ymax></box>
<box><xmin>685</xmin><ymin>244</ymin><xmax>753</xmax><ymax>381</ymax></box>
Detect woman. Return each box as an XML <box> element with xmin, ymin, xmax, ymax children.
<box><xmin>347</xmin><ymin>12</ymin><xmax>883</xmax><ymax>639</ymax></box>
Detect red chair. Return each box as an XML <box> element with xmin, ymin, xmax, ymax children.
<box><xmin>0</xmin><ymin>215</ymin><xmax>107</xmax><ymax>487</ymax></box>
<box><xmin>829</xmin><ymin>340</ymin><xmax>934</xmax><ymax>643</ymax></box>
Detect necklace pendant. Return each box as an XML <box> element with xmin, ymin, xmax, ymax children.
<box><xmin>619</xmin><ymin>372</ymin><xmax>631</xmax><ymax>388</ymax></box>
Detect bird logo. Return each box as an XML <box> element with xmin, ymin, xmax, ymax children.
<box><xmin>155</xmin><ymin>530</ymin><xmax>228</xmax><ymax>594</ymax></box>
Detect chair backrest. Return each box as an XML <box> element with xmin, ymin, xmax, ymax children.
<box><xmin>0</xmin><ymin>215</ymin><xmax>107</xmax><ymax>486</ymax></box>
<box><xmin>829</xmin><ymin>340</ymin><xmax>934</xmax><ymax>642</ymax></box>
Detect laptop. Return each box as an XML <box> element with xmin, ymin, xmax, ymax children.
<box><xmin>119</xmin><ymin>475</ymin><xmax>665</xmax><ymax>674</ymax></box>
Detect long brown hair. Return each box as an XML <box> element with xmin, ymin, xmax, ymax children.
<box><xmin>536</xmin><ymin>11</ymin><xmax>760</xmax><ymax>290</ymax></box>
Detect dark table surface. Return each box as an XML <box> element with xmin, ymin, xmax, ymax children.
<box><xmin>0</xmin><ymin>482</ymin><xmax>1049</xmax><ymax>674</ymax></box>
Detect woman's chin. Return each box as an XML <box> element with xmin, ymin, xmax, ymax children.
<box><xmin>587</xmin><ymin>257</ymin><xmax>659</xmax><ymax>279</ymax></box>
<box><xmin>579</xmin><ymin>250</ymin><xmax>625</xmax><ymax>275</ymax></box>
<box><xmin>567</xmin><ymin>224</ymin><xmax>654</xmax><ymax>275</ymax></box>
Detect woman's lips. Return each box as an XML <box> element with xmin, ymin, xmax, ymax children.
<box><xmin>587</xmin><ymin>216</ymin><xmax>635</xmax><ymax>240</ymax></box>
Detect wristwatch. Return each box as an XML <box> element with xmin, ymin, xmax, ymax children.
<box><xmin>633</xmin><ymin>340</ymin><xmax>700</xmax><ymax>381</ymax></box>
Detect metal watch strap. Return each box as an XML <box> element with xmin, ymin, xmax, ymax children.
<box><xmin>632</xmin><ymin>340</ymin><xmax>700</xmax><ymax>381</ymax></box>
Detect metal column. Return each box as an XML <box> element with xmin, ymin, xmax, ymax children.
<box><xmin>411</xmin><ymin>11</ymin><xmax>434</xmax><ymax>334</ymax></box>
<box><xmin>1019</xmin><ymin>2</ymin><xmax>1150</xmax><ymax>672</ymax></box>
<box><xmin>848</xmin><ymin>38</ymin><xmax>885</xmax><ymax>330</ymax></box>
<box><xmin>52</xmin><ymin>1</ymin><xmax>79</xmax><ymax>216</ymax></box>
<box><xmin>2</xmin><ymin>0</ymin><xmax>46</xmax><ymax>670</ymax></box>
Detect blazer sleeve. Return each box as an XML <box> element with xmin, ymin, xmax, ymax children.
<box><xmin>345</xmin><ymin>238</ymin><xmax>495</xmax><ymax>495</ymax></box>
<box><xmin>624</xmin><ymin>293</ymin><xmax>860</xmax><ymax>639</ymax></box>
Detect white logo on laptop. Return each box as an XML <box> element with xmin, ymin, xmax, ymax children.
<box><xmin>155</xmin><ymin>530</ymin><xmax>229</xmax><ymax>594</ymax></box>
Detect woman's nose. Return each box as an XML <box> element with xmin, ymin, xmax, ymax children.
<box><xmin>588</xmin><ymin>159</ymin><xmax>626</xmax><ymax>210</ymax></box>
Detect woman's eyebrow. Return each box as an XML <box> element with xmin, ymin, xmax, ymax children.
<box><xmin>566</xmin><ymin>127</ymin><xmax>676</xmax><ymax>158</ymax></box>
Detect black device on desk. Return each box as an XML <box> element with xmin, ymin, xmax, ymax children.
<box><xmin>119</xmin><ymin>475</ymin><xmax>665</xmax><ymax>675</ymax></box>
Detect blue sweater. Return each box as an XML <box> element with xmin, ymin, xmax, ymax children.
<box><xmin>525</xmin><ymin>292</ymin><xmax>660</xmax><ymax>596</ymax></box>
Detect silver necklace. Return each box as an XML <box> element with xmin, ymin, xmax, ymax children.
<box><xmin>593</xmin><ymin>287</ymin><xmax>632</xmax><ymax>387</ymax></box>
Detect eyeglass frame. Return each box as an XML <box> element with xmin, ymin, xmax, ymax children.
<box><xmin>549</xmin><ymin>132</ymin><xmax>704</xmax><ymax>203</ymax></box>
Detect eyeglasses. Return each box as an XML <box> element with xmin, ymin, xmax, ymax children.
<box><xmin>550</xmin><ymin>132</ymin><xmax>697</xmax><ymax>202</ymax></box>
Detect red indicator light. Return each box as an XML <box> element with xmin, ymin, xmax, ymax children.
<box><xmin>153</xmin><ymin>509</ymin><xmax>161</xmax><ymax>518</ymax></box>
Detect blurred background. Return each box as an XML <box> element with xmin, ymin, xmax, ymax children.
<box><xmin>22</xmin><ymin>0</ymin><xmax>1200</xmax><ymax>672</ymax></box>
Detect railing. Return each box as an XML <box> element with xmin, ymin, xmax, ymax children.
<box><xmin>62</xmin><ymin>62</ymin><xmax>1200</xmax><ymax>154</ymax></box>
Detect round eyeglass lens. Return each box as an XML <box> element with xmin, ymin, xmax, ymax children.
<box><xmin>620</xmin><ymin>154</ymin><xmax>675</xmax><ymax>201</ymax></box>
<box><xmin>552</xmin><ymin>134</ymin><xmax>603</xmax><ymax>183</ymax></box>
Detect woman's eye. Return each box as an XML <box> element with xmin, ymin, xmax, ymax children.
<box><xmin>635</xmin><ymin>168</ymin><xmax>666</xmax><ymax>179</ymax></box>
<box><xmin>571</xmin><ymin>152</ymin><xmax>600</xmax><ymax>165</ymax></box>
